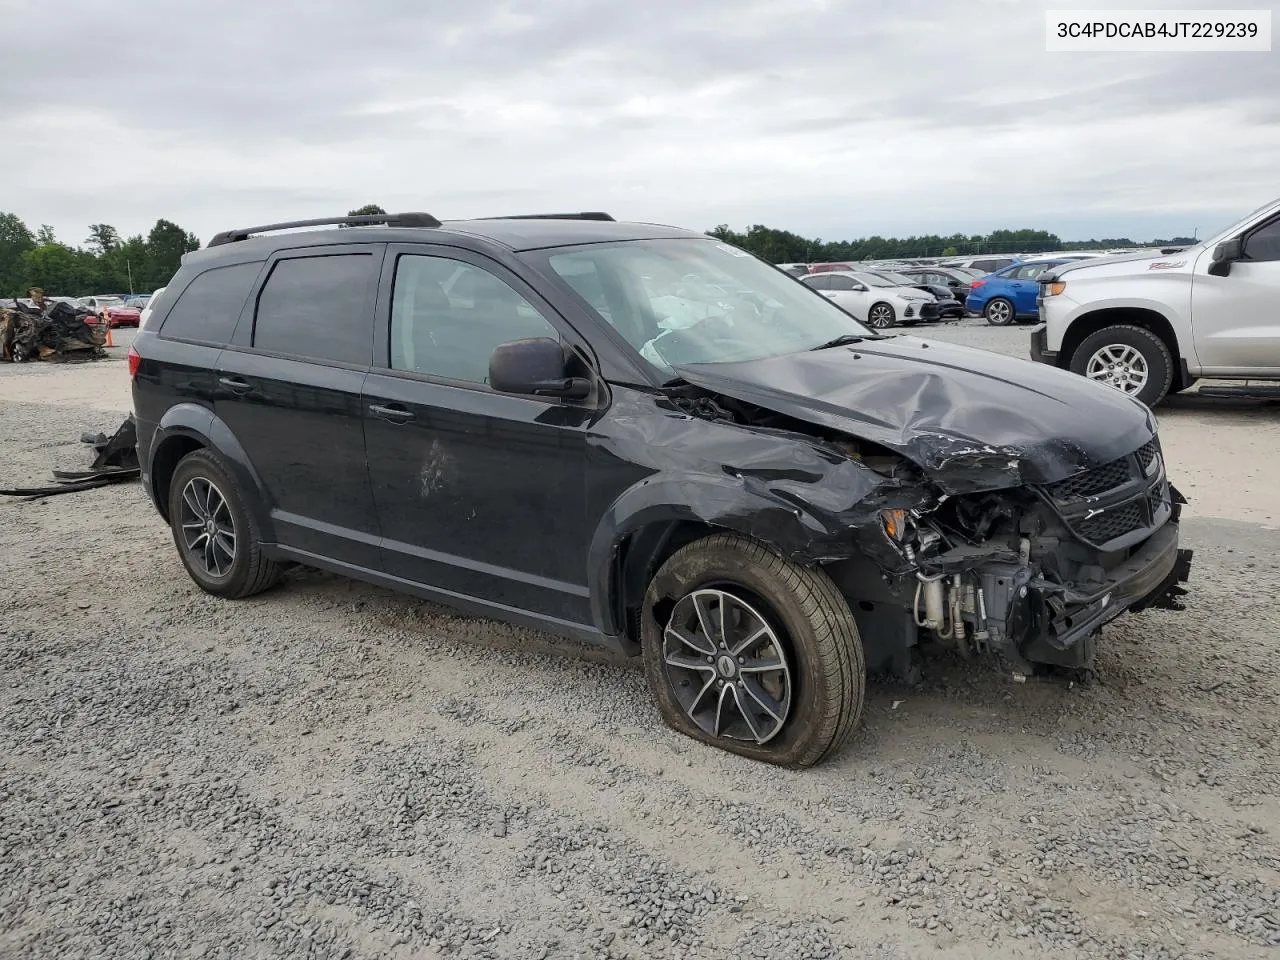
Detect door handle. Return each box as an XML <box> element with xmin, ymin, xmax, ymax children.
<box><xmin>823</xmin><ymin>292</ymin><xmax>837</xmax><ymax>298</ymax></box>
<box><xmin>369</xmin><ymin>403</ymin><xmax>414</xmax><ymax>424</ymax></box>
<box><xmin>218</xmin><ymin>376</ymin><xmax>252</xmax><ymax>394</ymax></box>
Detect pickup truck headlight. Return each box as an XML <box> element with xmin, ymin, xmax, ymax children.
<box><xmin>1043</xmin><ymin>281</ymin><xmax>1066</xmax><ymax>297</ymax></box>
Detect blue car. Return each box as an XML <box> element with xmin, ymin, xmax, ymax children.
<box><xmin>965</xmin><ymin>258</ymin><xmax>1077</xmax><ymax>326</ymax></box>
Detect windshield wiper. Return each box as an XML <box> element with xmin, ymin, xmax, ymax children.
<box><xmin>810</xmin><ymin>334</ymin><xmax>870</xmax><ymax>351</ymax></box>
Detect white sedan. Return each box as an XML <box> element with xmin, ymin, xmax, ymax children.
<box><xmin>799</xmin><ymin>271</ymin><xmax>940</xmax><ymax>329</ymax></box>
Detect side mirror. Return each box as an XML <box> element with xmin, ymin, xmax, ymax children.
<box><xmin>1209</xmin><ymin>238</ymin><xmax>1243</xmax><ymax>277</ymax></box>
<box><xmin>488</xmin><ymin>337</ymin><xmax>591</xmax><ymax>400</ymax></box>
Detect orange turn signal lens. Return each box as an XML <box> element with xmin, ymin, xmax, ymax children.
<box><xmin>881</xmin><ymin>509</ymin><xmax>906</xmax><ymax>540</ymax></box>
<box><xmin>1044</xmin><ymin>281</ymin><xmax>1066</xmax><ymax>297</ymax></box>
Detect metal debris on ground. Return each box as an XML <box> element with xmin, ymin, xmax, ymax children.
<box><xmin>0</xmin><ymin>294</ymin><xmax>105</xmax><ymax>363</ymax></box>
<box><xmin>0</xmin><ymin>415</ymin><xmax>139</xmax><ymax>500</ymax></box>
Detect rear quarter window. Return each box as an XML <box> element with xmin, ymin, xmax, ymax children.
<box><xmin>158</xmin><ymin>261</ymin><xmax>263</xmax><ymax>343</ymax></box>
<box><xmin>251</xmin><ymin>253</ymin><xmax>376</xmax><ymax>366</ymax></box>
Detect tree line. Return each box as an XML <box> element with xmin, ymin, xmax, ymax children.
<box><xmin>706</xmin><ymin>224</ymin><xmax>1198</xmax><ymax>264</ymax></box>
<box><xmin>0</xmin><ymin>205</ymin><xmax>393</xmax><ymax>299</ymax></box>
<box><xmin>0</xmin><ymin>212</ymin><xmax>202</xmax><ymax>299</ymax></box>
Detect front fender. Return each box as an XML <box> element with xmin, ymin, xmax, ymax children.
<box><xmin>586</xmin><ymin>471</ymin><xmax>869</xmax><ymax>640</ymax></box>
<box><xmin>151</xmin><ymin>403</ymin><xmax>273</xmax><ymax>536</ymax></box>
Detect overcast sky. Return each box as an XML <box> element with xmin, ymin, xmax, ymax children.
<box><xmin>3</xmin><ymin>0</ymin><xmax>1277</xmax><ymax>247</ymax></box>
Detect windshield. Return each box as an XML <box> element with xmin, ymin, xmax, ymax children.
<box><xmin>98</xmin><ymin>298</ymin><xmax>123</xmax><ymax>309</ymax></box>
<box><xmin>848</xmin><ymin>272</ymin><xmax>898</xmax><ymax>288</ymax></box>
<box><xmin>873</xmin><ymin>271</ymin><xmax>918</xmax><ymax>286</ymax></box>
<box><xmin>544</xmin><ymin>239</ymin><xmax>874</xmax><ymax>376</ymax></box>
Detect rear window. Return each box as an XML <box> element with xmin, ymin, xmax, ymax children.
<box><xmin>252</xmin><ymin>254</ymin><xmax>376</xmax><ymax>366</ymax></box>
<box><xmin>159</xmin><ymin>261</ymin><xmax>262</xmax><ymax>343</ymax></box>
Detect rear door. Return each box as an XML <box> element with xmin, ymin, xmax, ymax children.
<box><xmin>1007</xmin><ymin>263</ymin><xmax>1055</xmax><ymax>314</ymax></box>
<box><xmin>215</xmin><ymin>244</ymin><xmax>384</xmax><ymax>568</ymax></box>
<box><xmin>361</xmin><ymin>245</ymin><xmax>596</xmax><ymax>626</ymax></box>
<box><xmin>1191</xmin><ymin>214</ymin><xmax>1280</xmax><ymax>375</ymax></box>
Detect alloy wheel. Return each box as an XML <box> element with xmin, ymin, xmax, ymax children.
<box><xmin>1085</xmin><ymin>344</ymin><xmax>1149</xmax><ymax>394</ymax></box>
<box><xmin>868</xmin><ymin>304</ymin><xmax>894</xmax><ymax>328</ymax></box>
<box><xmin>178</xmin><ymin>477</ymin><xmax>236</xmax><ymax>577</ymax></box>
<box><xmin>661</xmin><ymin>588</ymin><xmax>793</xmax><ymax>745</ymax></box>
<box><xmin>986</xmin><ymin>299</ymin><xmax>1012</xmax><ymax>324</ymax></box>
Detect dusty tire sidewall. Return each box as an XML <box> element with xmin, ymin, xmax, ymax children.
<box><xmin>641</xmin><ymin>543</ymin><xmax>851</xmax><ymax>766</ymax></box>
<box><xmin>167</xmin><ymin>451</ymin><xmax>258</xmax><ymax>597</ymax></box>
<box><xmin>1070</xmin><ymin>325</ymin><xmax>1173</xmax><ymax>407</ymax></box>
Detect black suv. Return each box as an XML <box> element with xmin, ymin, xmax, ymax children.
<box><xmin>131</xmin><ymin>211</ymin><xmax>1193</xmax><ymax>767</ymax></box>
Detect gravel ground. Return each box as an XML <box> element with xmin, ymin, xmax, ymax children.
<box><xmin>2</xmin><ymin>323</ymin><xmax>1278</xmax><ymax>959</ymax></box>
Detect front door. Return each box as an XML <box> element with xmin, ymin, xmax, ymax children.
<box><xmin>1191</xmin><ymin>215</ymin><xmax>1280</xmax><ymax>375</ymax></box>
<box><xmin>214</xmin><ymin>244</ymin><xmax>383</xmax><ymax>569</ymax></box>
<box><xmin>362</xmin><ymin>245</ymin><xmax>596</xmax><ymax>628</ymax></box>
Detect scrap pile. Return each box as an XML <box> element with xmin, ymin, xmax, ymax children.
<box><xmin>0</xmin><ymin>292</ymin><xmax>105</xmax><ymax>362</ymax></box>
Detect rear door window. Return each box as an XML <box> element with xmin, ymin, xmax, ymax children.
<box><xmin>158</xmin><ymin>261</ymin><xmax>262</xmax><ymax>343</ymax></box>
<box><xmin>252</xmin><ymin>253</ymin><xmax>377</xmax><ymax>366</ymax></box>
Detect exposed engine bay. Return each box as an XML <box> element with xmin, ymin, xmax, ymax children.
<box><xmin>668</xmin><ymin>383</ymin><xmax>1194</xmax><ymax>680</ymax></box>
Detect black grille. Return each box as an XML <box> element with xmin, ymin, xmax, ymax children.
<box><xmin>1148</xmin><ymin>482</ymin><xmax>1168</xmax><ymax>513</ymax></box>
<box><xmin>1136</xmin><ymin>440</ymin><xmax>1158</xmax><ymax>473</ymax></box>
<box><xmin>1049</xmin><ymin>456</ymin><xmax>1133</xmax><ymax>501</ymax></box>
<box><xmin>1076</xmin><ymin>501</ymin><xmax>1147</xmax><ymax>543</ymax></box>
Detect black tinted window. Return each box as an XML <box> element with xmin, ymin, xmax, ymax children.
<box><xmin>389</xmin><ymin>255</ymin><xmax>558</xmax><ymax>383</ymax></box>
<box><xmin>159</xmin><ymin>261</ymin><xmax>261</xmax><ymax>343</ymax></box>
<box><xmin>253</xmin><ymin>254</ymin><xmax>375</xmax><ymax>365</ymax></box>
<box><xmin>801</xmin><ymin>274</ymin><xmax>830</xmax><ymax>290</ymax></box>
<box><xmin>828</xmin><ymin>275</ymin><xmax>857</xmax><ymax>290</ymax></box>
<box><xmin>1245</xmin><ymin>219</ymin><xmax>1280</xmax><ymax>262</ymax></box>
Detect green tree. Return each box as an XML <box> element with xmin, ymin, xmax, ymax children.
<box><xmin>0</xmin><ymin>211</ymin><xmax>36</xmax><ymax>297</ymax></box>
<box><xmin>348</xmin><ymin>204</ymin><xmax>387</xmax><ymax>217</ymax></box>
<box><xmin>85</xmin><ymin>223</ymin><xmax>121</xmax><ymax>255</ymax></box>
<box><xmin>36</xmin><ymin>224</ymin><xmax>57</xmax><ymax>245</ymax></box>
<box><xmin>100</xmin><ymin>235</ymin><xmax>148</xmax><ymax>293</ymax></box>
<box><xmin>21</xmin><ymin>243</ymin><xmax>99</xmax><ymax>295</ymax></box>
<box><xmin>141</xmin><ymin>219</ymin><xmax>200</xmax><ymax>289</ymax></box>
<box><xmin>941</xmin><ymin>246</ymin><xmax>959</xmax><ymax>257</ymax></box>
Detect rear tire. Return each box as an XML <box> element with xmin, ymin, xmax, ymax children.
<box><xmin>167</xmin><ymin>449</ymin><xmax>282</xmax><ymax>599</ymax></box>
<box><xmin>1069</xmin><ymin>324</ymin><xmax>1173</xmax><ymax>407</ymax></box>
<box><xmin>984</xmin><ymin>297</ymin><xmax>1015</xmax><ymax>326</ymax></box>
<box><xmin>641</xmin><ymin>533</ymin><xmax>865</xmax><ymax>768</ymax></box>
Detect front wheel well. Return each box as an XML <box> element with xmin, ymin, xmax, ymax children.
<box><xmin>150</xmin><ymin>435</ymin><xmax>206</xmax><ymax>521</ymax></box>
<box><xmin>616</xmin><ymin>520</ymin><xmax>718</xmax><ymax>648</ymax></box>
<box><xmin>1061</xmin><ymin>308</ymin><xmax>1185</xmax><ymax>385</ymax></box>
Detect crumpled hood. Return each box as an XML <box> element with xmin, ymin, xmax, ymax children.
<box><xmin>674</xmin><ymin>336</ymin><xmax>1156</xmax><ymax>493</ymax></box>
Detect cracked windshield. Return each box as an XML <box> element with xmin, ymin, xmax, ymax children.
<box><xmin>548</xmin><ymin>239</ymin><xmax>872</xmax><ymax>375</ymax></box>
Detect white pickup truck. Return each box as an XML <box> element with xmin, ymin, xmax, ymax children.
<box><xmin>1030</xmin><ymin>196</ymin><xmax>1280</xmax><ymax>406</ymax></box>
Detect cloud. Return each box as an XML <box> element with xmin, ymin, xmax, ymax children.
<box><xmin>1</xmin><ymin>0</ymin><xmax>1276</xmax><ymax>246</ymax></box>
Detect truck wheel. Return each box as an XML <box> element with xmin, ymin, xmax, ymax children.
<box><xmin>168</xmin><ymin>449</ymin><xmax>282</xmax><ymax>599</ymax></box>
<box><xmin>1071</xmin><ymin>324</ymin><xmax>1173</xmax><ymax>407</ymax></box>
<box><xmin>984</xmin><ymin>298</ymin><xmax>1015</xmax><ymax>325</ymax></box>
<box><xmin>641</xmin><ymin>533</ymin><xmax>865</xmax><ymax>768</ymax></box>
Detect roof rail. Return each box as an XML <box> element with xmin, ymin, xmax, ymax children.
<box><xmin>474</xmin><ymin>212</ymin><xmax>615</xmax><ymax>222</ymax></box>
<box><xmin>207</xmin><ymin>212</ymin><xmax>441</xmax><ymax>247</ymax></box>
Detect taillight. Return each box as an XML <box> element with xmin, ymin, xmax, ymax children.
<box><xmin>127</xmin><ymin>346</ymin><xmax>141</xmax><ymax>379</ymax></box>
<box><xmin>969</xmin><ymin>279</ymin><xmax>985</xmax><ymax>289</ymax></box>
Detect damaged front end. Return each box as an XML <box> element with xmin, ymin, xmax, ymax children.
<box><xmin>663</xmin><ymin>372</ymin><xmax>1193</xmax><ymax>681</ymax></box>
<box><xmin>846</xmin><ymin>444</ymin><xmax>1194</xmax><ymax>677</ymax></box>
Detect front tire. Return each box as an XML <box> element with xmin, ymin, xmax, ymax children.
<box><xmin>1070</xmin><ymin>324</ymin><xmax>1173</xmax><ymax>407</ymax></box>
<box><xmin>867</xmin><ymin>302</ymin><xmax>896</xmax><ymax>329</ymax></box>
<box><xmin>168</xmin><ymin>449</ymin><xmax>282</xmax><ymax>599</ymax></box>
<box><xmin>984</xmin><ymin>297</ymin><xmax>1015</xmax><ymax>326</ymax></box>
<box><xmin>641</xmin><ymin>533</ymin><xmax>865</xmax><ymax>768</ymax></box>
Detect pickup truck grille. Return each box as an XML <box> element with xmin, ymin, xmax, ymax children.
<box><xmin>1041</xmin><ymin>438</ymin><xmax>1168</xmax><ymax>549</ymax></box>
